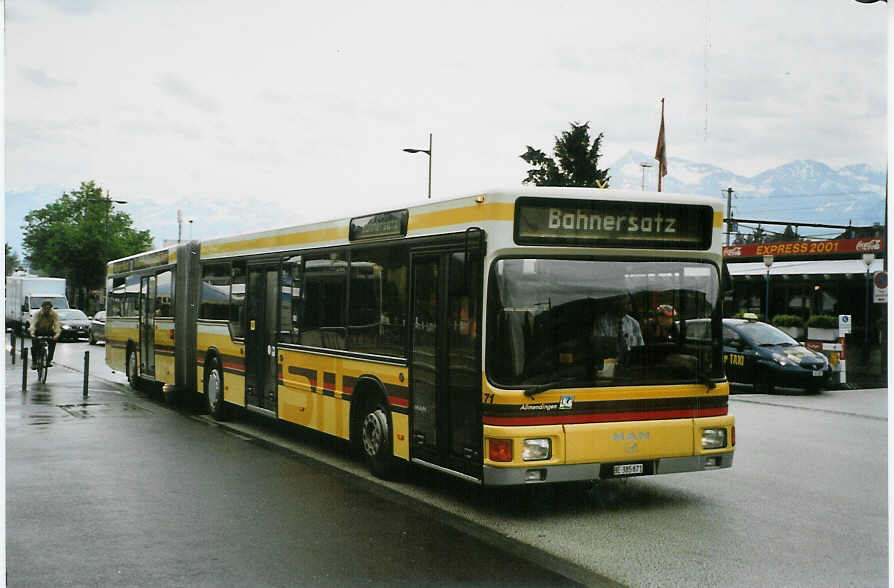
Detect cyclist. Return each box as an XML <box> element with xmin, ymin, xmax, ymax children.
<box><xmin>30</xmin><ymin>300</ymin><xmax>60</xmax><ymax>369</ymax></box>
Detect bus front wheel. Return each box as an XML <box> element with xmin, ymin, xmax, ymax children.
<box><xmin>361</xmin><ymin>397</ymin><xmax>397</xmax><ymax>479</ymax></box>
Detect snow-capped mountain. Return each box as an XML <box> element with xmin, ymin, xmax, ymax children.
<box><xmin>609</xmin><ymin>150</ymin><xmax>886</xmax><ymax>237</ymax></box>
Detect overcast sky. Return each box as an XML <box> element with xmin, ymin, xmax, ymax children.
<box><xmin>4</xmin><ymin>0</ymin><xmax>889</xmax><ymax>246</ymax></box>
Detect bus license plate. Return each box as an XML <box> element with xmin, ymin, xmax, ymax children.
<box><xmin>812</xmin><ymin>369</ymin><xmax>823</xmax><ymax>376</ymax></box>
<box><xmin>613</xmin><ymin>463</ymin><xmax>644</xmax><ymax>476</ymax></box>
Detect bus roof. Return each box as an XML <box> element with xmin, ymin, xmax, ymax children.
<box><xmin>106</xmin><ymin>187</ymin><xmax>724</xmax><ymax>266</ymax></box>
<box><xmin>197</xmin><ymin>187</ymin><xmax>723</xmax><ymax>260</ymax></box>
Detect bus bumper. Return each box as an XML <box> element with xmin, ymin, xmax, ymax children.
<box><xmin>482</xmin><ymin>451</ymin><xmax>734</xmax><ymax>486</ymax></box>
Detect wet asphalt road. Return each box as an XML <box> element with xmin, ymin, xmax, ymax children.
<box><xmin>6</xmin><ymin>335</ymin><xmax>889</xmax><ymax>587</ymax></box>
<box><xmin>5</xmin><ymin>335</ymin><xmax>584</xmax><ymax>587</ymax></box>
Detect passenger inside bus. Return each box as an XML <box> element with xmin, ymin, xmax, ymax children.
<box><xmin>591</xmin><ymin>294</ymin><xmax>644</xmax><ymax>357</ymax></box>
<box><xmin>643</xmin><ymin>304</ymin><xmax>680</xmax><ymax>342</ymax></box>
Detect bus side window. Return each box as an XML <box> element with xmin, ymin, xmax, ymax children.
<box><xmin>109</xmin><ymin>277</ymin><xmax>125</xmax><ymax>317</ymax></box>
<box><xmin>200</xmin><ymin>263</ymin><xmax>231</xmax><ymax>321</ymax></box>
<box><xmin>156</xmin><ymin>270</ymin><xmax>174</xmax><ymax>317</ymax></box>
<box><xmin>230</xmin><ymin>262</ymin><xmax>245</xmax><ymax>338</ymax></box>
<box><xmin>124</xmin><ymin>274</ymin><xmax>140</xmax><ymax>317</ymax></box>
<box><xmin>301</xmin><ymin>253</ymin><xmax>347</xmax><ymax>350</ymax></box>
<box><xmin>280</xmin><ymin>256</ymin><xmax>303</xmax><ymax>344</ymax></box>
<box><xmin>347</xmin><ymin>245</ymin><xmax>407</xmax><ymax>357</ymax></box>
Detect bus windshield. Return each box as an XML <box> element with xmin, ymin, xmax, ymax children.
<box><xmin>486</xmin><ymin>258</ymin><xmax>721</xmax><ymax>389</ymax></box>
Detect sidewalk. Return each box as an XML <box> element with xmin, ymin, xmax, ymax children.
<box><xmin>4</xmin><ymin>343</ymin><xmax>140</xmax><ymax>452</ymax></box>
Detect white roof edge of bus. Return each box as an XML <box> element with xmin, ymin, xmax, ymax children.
<box><xmin>107</xmin><ymin>242</ymin><xmax>181</xmax><ymax>265</ymax></box>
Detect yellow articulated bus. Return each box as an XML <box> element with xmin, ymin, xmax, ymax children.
<box><xmin>105</xmin><ymin>187</ymin><xmax>735</xmax><ymax>485</ymax></box>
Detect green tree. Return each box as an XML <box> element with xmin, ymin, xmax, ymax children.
<box><xmin>22</xmin><ymin>181</ymin><xmax>153</xmax><ymax>292</ymax></box>
<box><xmin>6</xmin><ymin>243</ymin><xmax>21</xmax><ymax>275</ymax></box>
<box><xmin>520</xmin><ymin>121</ymin><xmax>611</xmax><ymax>187</ymax></box>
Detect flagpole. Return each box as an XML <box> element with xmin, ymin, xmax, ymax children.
<box><xmin>655</xmin><ymin>98</ymin><xmax>666</xmax><ymax>192</ymax></box>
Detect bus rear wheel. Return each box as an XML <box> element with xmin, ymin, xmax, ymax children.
<box><xmin>360</xmin><ymin>396</ymin><xmax>397</xmax><ymax>479</ymax></box>
<box><xmin>126</xmin><ymin>349</ymin><xmax>138</xmax><ymax>390</ymax></box>
<box><xmin>205</xmin><ymin>357</ymin><xmax>228</xmax><ymax>420</ymax></box>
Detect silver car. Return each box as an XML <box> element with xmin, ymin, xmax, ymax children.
<box><xmin>56</xmin><ymin>309</ymin><xmax>90</xmax><ymax>341</ymax></box>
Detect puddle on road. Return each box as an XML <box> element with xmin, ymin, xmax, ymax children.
<box><xmin>57</xmin><ymin>402</ymin><xmax>149</xmax><ymax>419</ymax></box>
<box><xmin>10</xmin><ymin>402</ymin><xmax>150</xmax><ymax>425</ymax></box>
<box><xmin>28</xmin><ymin>390</ymin><xmax>54</xmax><ymax>405</ymax></box>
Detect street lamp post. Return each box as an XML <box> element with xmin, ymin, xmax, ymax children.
<box><xmin>103</xmin><ymin>190</ymin><xmax>128</xmax><ymax>264</ymax></box>
<box><xmin>763</xmin><ymin>255</ymin><xmax>774</xmax><ymax>321</ymax></box>
<box><xmin>863</xmin><ymin>253</ymin><xmax>875</xmax><ymax>358</ymax></box>
<box><xmin>639</xmin><ymin>162</ymin><xmax>653</xmax><ymax>191</ymax></box>
<box><xmin>403</xmin><ymin>133</ymin><xmax>432</xmax><ymax>199</ymax></box>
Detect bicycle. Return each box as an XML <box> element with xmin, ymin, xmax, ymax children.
<box><xmin>32</xmin><ymin>335</ymin><xmax>54</xmax><ymax>384</ymax></box>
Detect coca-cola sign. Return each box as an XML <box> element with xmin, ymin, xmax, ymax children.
<box><xmin>856</xmin><ymin>239</ymin><xmax>882</xmax><ymax>252</ymax></box>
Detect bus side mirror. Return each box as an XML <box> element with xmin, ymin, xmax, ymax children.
<box><xmin>21</xmin><ymin>303</ymin><xmax>27</xmax><ymax>312</ymax></box>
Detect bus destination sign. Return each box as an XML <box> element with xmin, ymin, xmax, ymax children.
<box><xmin>349</xmin><ymin>209</ymin><xmax>409</xmax><ymax>241</ymax></box>
<box><xmin>514</xmin><ymin>197</ymin><xmax>713</xmax><ymax>249</ymax></box>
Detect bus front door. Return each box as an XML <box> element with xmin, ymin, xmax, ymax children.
<box><xmin>244</xmin><ymin>266</ymin><xmax>279</xmax><ymax>414</ymax></box>
<box><xmin>410</xmin><ymin>249</ymin><xmax>481</xmax><ymax>480</ymax></box>
<box><xmin>139</xmin><ymin>275</ymin><xmax>156</xmax><ymax>377</ymax></box>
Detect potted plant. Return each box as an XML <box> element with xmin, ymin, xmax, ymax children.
<box><xmin>772</xmin><ymin>314</ymin><xmax>805</xmax><ymax>340</ymax></box>
<box><xmin>807</xmin><ymin>314</ymin><xmax>838</xmax><ymax>341</ymax></box>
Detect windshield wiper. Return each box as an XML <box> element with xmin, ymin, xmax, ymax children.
<box><xmin>524</xmin><ymin>376</ymin><xmax>578</xmax><ymax>398</ymax></box>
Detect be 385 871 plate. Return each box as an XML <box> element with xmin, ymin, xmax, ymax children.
<box><xmin>613</xmin><ymin>463</ymin><xmax>644</xmax><ymax>476</ymax></box>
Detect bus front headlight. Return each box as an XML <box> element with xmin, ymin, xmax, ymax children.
<box><xmin>522</xmin><ymin>438</ymin><xmax>551</xmax><ymax>461</ymax></box>
<box><xmin>701</xmin><ymin>428</ymin><xmax>727</xmax><ymax>449</ymax></box>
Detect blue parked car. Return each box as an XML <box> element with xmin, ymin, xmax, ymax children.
<box><xmin>723</xmin><ymin>318</ymin><xmax>831</xmax><ymax>394</ymax></box>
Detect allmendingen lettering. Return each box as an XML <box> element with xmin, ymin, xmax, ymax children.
<box><xmin>548</xmin><ymin>208</ymin><xmax>677</xmax><ymax>234</ymax></box>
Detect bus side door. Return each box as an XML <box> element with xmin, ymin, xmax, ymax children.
<box><xmin>410</xmin><ymin>246</ymin><xmax>482</xmax><ymax>479</ymax></box>
<box><xmin>139</xmin><ymin>275</ymin><xmax>156</xmax><ymax>377</ymax></box>
<box><xmin>244</xmin><ymin>265</ymin><xmax>279</xmax><ymax>414</ymax></box>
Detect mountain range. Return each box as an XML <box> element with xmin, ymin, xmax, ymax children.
<box><xmin>608</xmin><ymin>150</ymin><xmax>886</xmax><ymax>239</ymax></box>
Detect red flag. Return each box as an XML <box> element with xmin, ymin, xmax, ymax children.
<box><xmin>655</xmin><ymin>98</ymin><xmax>667</xmax><ymax>191</ymax></box>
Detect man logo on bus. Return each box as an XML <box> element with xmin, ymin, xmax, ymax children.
<box><xmin>613</xmin><ymin>432</ymin><xmax>650</xmax><ymax>441</ymax></box>
<box><xmin>548</xmin><ymin>208</ymin><xmax>677</xmax><ymax>234</ymax></box>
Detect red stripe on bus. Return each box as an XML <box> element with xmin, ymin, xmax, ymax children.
<box><xmin>482</xmin><ymin>407</ymin><xmax>727</xmax><ymax>426</ymax></box>
<box><xmin>389</xmin><ymin>396</ymin><xmax>409</xmax><ymax>409</ymax></box>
